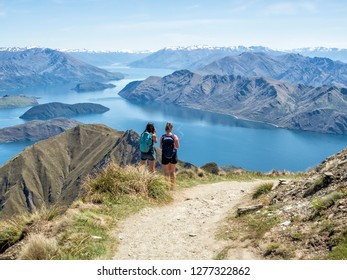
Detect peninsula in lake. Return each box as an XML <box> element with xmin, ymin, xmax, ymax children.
<box><xmin>0</xmin><ymin>118</ymin><xmax>81</xmax><ymax>143</ymax></box>
<box><xmin>0</xmin><ymin>95</ymin><xmax>38</xmax><ymax>109</ymax></box>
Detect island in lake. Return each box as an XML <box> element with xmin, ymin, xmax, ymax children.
<box><xmin>72</xmin><ymin>82</ymin><xmax>116</xmax><ymax>92</ymax></box>
<box><xmin>19</xmin><ymin>102</ymin><xmax>110</xmax><ymax>120</ymax></box>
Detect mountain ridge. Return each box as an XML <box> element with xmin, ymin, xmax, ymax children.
<box><xmin>118</xmin><ymin>70</ymin><xmax>347</xmax><ymax>134</ymax></box>
<box><xmin>198</xmin><ymin>52</ymin><xmax>347</xmax><ymax>87</ymax></box>
<box><xmin>0</xmin><ymin>124</ymin><xmax>140</xmax><ymax>218</ymax></box>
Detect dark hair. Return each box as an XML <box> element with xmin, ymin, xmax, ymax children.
<box><xmin>145</xmin><ymin>122</ymin><xmax>155</xmax><ymax>133</ymax></box>
<box><xmin>165</xmin><ymin>122</ymin><xmax>173</xmax><ymax>132</ymax></box>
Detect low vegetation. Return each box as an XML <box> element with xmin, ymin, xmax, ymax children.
<box><xmin>1</xmin><ymin>161</ymin><xmax>290</xmax><ymax>260</ymax></box>
<box><xmin>252</xmin><ymin>182</ymin><xmax>273</xmax><ymax>199</ymax></box>
<box><xmin>216</xmin><ymin>167</ymin><xmax>347</xmax><ymax>260</ymax></box>
<box><xmin>0</xmin><ymin>163</ymin><xmax>171</xmax><ymax>259</ymax></box>
<box><xmin>11</xmin><ymin>156</ymin><xmax>342</xmax><ymax>261</ymax></box>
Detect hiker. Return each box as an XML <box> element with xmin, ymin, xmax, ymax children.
<box><xmin>139</xmin><ymin>122</ymin><xmax>157</xmax><ymax>172</ymax></box>
<box><xmin>160</xmin><ymin>122</ymin><xmax>180</xmax><ymax>189</ymax></box>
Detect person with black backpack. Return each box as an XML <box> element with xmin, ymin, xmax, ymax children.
<box><xmin>160</xmin><ymin>122</ymin><xmax>180</xmax><ymax>189</ymax></box>
<box><xmin>139</xmin><ymin>122</ymin><xmax>157</xmax><ymax>173</ymax></box>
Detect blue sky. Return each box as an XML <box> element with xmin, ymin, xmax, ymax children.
<box><xmin>0</xmin><ymin>0</ymin><xmax>346</xmax><ymax>51</ymax></box>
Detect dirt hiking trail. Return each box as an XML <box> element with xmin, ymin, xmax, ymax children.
<box><xmin>113</xmin><ymin>180</ymin><xmax>270</xmax><ymax>260</ymax></box>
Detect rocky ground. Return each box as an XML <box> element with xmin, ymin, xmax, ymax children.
<box><xmin>225</xmin><ymin>148</ymin><xmax>347</xmax><ymax>260</ymax></box>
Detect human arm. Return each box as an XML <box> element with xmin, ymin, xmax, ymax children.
<box><xmin>174</xmin><ymin>135</ymin><xmax>180</xmax><ymax>148</ymax></box>
<box><xmin>152</xmin><ymin>133</ymin><xmax>157</xmax><ymax>143</ymax></box>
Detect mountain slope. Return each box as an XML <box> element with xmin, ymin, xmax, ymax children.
<box><xmin>198</xmin><ymin>52</ymin><xmax>347</xmax><ymax>87</ymax></box>
<box><xmin>0</xmin><ymin>124</ymin><xmax>141</xmax><ymax>218</ymax></box>
<box><xmin>118</xmin><ymin>70</ymin><xmax>347</xmax><ymax>134</ymax></box>
<box><xmin>0</xmin><ymin>48</ymin><xmax>124</xmax><ymax>90</ymax></box>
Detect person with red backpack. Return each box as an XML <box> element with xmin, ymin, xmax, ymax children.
<box><xmin>160</xmin><ymin>122</ymin><xmax>180</xmax><ymax>189</ymax></box>
<box><xmin>139</xmin><ymin>122</ymin><xmax>157</xmax><ymax>173</ymax></box>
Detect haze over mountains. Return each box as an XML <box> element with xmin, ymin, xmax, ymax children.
<box><xmin>125</xmin><ymin>46</ymin><xmax>347</xmax><ymax>70</ymax></box>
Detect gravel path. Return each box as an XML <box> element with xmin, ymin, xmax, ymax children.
<box><xmin>113</xmin><ymin>180</ymin><xmax>269</xmax><ymax>260</ymax></box>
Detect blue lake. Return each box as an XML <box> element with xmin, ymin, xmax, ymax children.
<box><xmin>1</xmin><ymin>66</ymin><xmax>347</xmax><ymax>172</ymax></box>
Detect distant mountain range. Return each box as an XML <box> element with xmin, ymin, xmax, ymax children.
<box><xmin>2</xmin><ymin>46</ymin><xmax>347</xmax><ymax>70</ymax></box>
<box><xmin>197</xmin><ymin>52</ymin><xmax>347</xmax><ymax>87</ymax></box>
<box><xmin>0</xmin><ymin>48</ymin><xmax>124</xmax><ymax>91</ymax></box>
<box><xmin>64</xmin><ymin>50</ymin><xmax>149</xmax><ymax>67</ymax></box>
<box><xmin>127</xmin><ymin>46</ymin><xmax>347</xmax><ymax>69</ymax></box>
<box><xmin>119</xmin><ymin>70</ymin><xmax>347</xmax><ymax>135</ymax></box>
<box><xmin>128</xmin><ymin>46</ymin><xmax>284</xmax><ymax>69</ymax></box>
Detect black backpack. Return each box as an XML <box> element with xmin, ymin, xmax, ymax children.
<box><xmin>161</xmin><ymin>134</ymin><xmax>175</xmax><ymax>159</ymax></box>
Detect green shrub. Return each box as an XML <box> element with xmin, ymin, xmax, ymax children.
<box><xmin>252</xmin><ymin>183</ymin><xmax>273</xmax><ymax>199</ymax></box>
<box><xmin>311</xmin><ymin>191</ymin><xmax>345</xmax><ymax>218</ymax></box>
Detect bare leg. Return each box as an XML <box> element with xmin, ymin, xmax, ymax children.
<box><xmin>149</xmin><ymin>160</ymin><xmax>155</xmax><ymax>173</ymax></box>
<box><xmin>169</xmin><ymin>163</ymin><xmax>176</xmax><ymax>190</ymax></box>
<box><xmin>163</xmin><ymin>164</ymin><xmax>170</xmax><ymax>188</ymax></box>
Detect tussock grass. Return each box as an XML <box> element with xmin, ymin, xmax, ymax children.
<box><xmin>0</xmin><ymin>219</ymin><xmax>27</xmax><ymax>254</ymax></box>
<box><xmin>0</xmin><ymin>205</ymin><xmax>61</xmax><ymax>254</ymax></box>
<box><xmin>18</xmin><ymin>234</ymin><xmax>59</xmax><ymax>260</ymax></box>
<box><xmin>83</xmin><ymin>163</ymin><xmax>170</xmax><ymax>202</ymax></box>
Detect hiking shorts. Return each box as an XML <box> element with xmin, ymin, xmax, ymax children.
<box><xmin>141</xmin><ymin>150</ymin><xmax>156</xmax><ymax>161</ymax></box>
<box><xmin>162</xmin><ymin>152</ymin><xmax>178</xmax><ymax>165</ymax></box>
